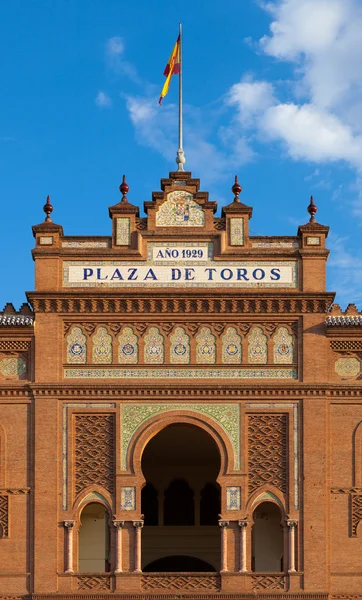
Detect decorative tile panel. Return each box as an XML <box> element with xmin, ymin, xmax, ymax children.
<box><xmin>222</xmin><ymin>327</ymin><xmax>242</xmax><ymax>364</ymax></box>
<box><xmin>273</xmin><ymin>327</ymin><xmax>294</xmax><ymax>364</ymax></box>
<box><xmin>226</xmin><ymin>486</ymin><xmax>241</xmax><ymax>510</ymax></box>
<box><xmin>0</xmin><ymin>356</ymin><xmax>26</xmax><ymax>379</ymax></box>
<box><xmin>120</xmin><ymin>486</ymin><xmax>136</xmax><ymax>511</ymax></box>
<box><xmin>144</xmin><ymin>327</ymin><xmax>164</xmax><ymax>364</ymax></box>
<box><xmin>156</xmin><ymin>191</ymin><xmax>204</xmax><ymax>227</ymax></box>
<box><xmin>116</xmin><ymin>218</ymin><xmax>131</xmax><ymax>246</ymax></box>
<box><xmin>248</xmin><ymin>327</ymin><xmax>268</xmax><ymax>364</ymax></box>
<box><xmin>92</xmin><ymin>327</ymin><xmax>112</xmax><ymax>364</ymax></box>
<box><xmin>39</xmin><ymin>236</ymin><xmax>53</xmax><ymax>245</ymax></box>
<box><xmin>306</xmin><ymin>236</ymin><xmax>321</xmax><ymax>246</ymax></box>
<box><xmin>121</xmin><ymin>403</ymin><xmax>241</xmax><ymax>470</ymax></box>
<box><xmin>230</xmin><ymin>217</ymin><xmax>244</xmax><ymax>246</ymax></box>
<box><xmin>248</xmin><ymin>414</ymin><xmax>288</xmax><ymax>493</ymax></box>
<box><xmin>67</xmin><ymin>326</ymin><xmax>87</xmax><ymax>364</ymax></box>
<box><xmin>196</xmin><ymin>327</ymin><xmax>216</xmax><ymax>364</ymax></box>
<box><xmin>118</xmin><ymin>327</ymin><xmax>138</xmax><ymax>364</ymax></box>
<box><xmin>64</xmin><ymin>367</ymin><xmax>297</xmax><ymax>380</ymax></box>
<box><xmin>62</xmin><ymin>240</ymin><xmax>110</xmax><ymax>248</ymax></box>
<box><xmin>335</xmin><ymin>357</ymin><xmax>360</xmax><ymax>378</ymax></box>
<box><xmin>170</xmin><ymin>327</ymin><xmax>190</xmax><ymax>364</ymax></box>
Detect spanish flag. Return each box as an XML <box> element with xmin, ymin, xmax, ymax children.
<box><xmin>159</xmin><ymin>35</ymin><xmax>180</xmax><ymax>105</ymax></box>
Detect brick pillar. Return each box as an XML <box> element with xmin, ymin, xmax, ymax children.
<box><xmin>64</xmin><ymin>521</ymin><xmax>75</xmax><ymax>573</ymax></box>
<box><xmin>238</xmin><ymin>520</ymin><xmax>248</xmax><ymax>572</ymax></box>
<box><xmin>133</xmin><ymin>520</ymin><xmax>143</xmax><ymax>573</ymax></box>
<box><xmin>113</xmin><ymin>520</ymin><xmax>125</xmax><ymax>573</ymax></box>
<box><xmin>219</xmin><ymin>520</ymin><xmax>229</xmax><ymax>572</ymax></box>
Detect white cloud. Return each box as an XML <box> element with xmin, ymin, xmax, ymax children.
<box><xmin>260</xmin><ymin>103</ymin><xmax>362</xmax><ymax>166</ymax></box>
<box><xmin>95</xmin><ymin>91</ymin><xmax>112</xmax><ymax>108</ymax></box>
<box><xmin>123</xmin><ymin>95</ymin><xmax>254</xmax><ymax>185</ymax></box>
<box><xmin>227</xmin><ymin>79</ymin><xmax>276</xmax><ymax>125</ymax></box>
<box><xmin>105</xmin><ymin>36</ymin><xmax>140</xmax><ymax>83</ymax></box>
<box><xmin>106</xmin><ymin>36</ymin><xmax>124</xmax><ymax>57</ymax></box>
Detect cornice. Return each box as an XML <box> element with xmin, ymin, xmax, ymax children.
<box><xmin>0</xmin><ymin>382</ymin><xmax>359</xmax><ymax>400</ymax></box>
<box><xmin>26</xmin><ymin>292</ymin><xmax>335</xmax><ymax>315</ymax></box>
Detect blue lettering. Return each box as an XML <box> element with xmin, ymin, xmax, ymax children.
<box><xmin>165</xmin><ymin>249</ymin><xmax>172</xmax><ymax>258</ymax></box>
<box><xmin>110</xmin><ymin>269</ymin><xmax>123</xmax><ymax>280</ymax></box>
<box><xmin>220</xmin><ymin>268</ymin><xmax>233</xmax><ymax>280</ymax></box>
<box><xmin>83</xmin><ymin>268</ymin><xmax>93</xmax><ymax>280</ymax></box>
<box><xmin>156</xmin><ymin>250</ymin><xmax>164</xmax><ymax>258</ymax></box>
<box><xmin>97</xmin><ymin>268</ymin><xmax>108</xmax><ymax>280</ymax></box>
<box><xmin>127</xmin><ymin>268</ymin><xmax>138</xmax><ymax>281</ymax></box>
<box><xmin>237</xmin><ymin>268</ymin><xmax>249</xmax><ymax>281</ymax></box>
<box><xmin>253</xmin><ymin>268</ymin><xmax>265</xmax><ymax>281</ymax></box>
<box><xmin>270</xmin><ymin>268</ymin><xmax>281</xmax><ymax>281</ymax></box>
<box><xmin>185</xmin><ymin>268</ymin><xmax>195</xmax><ymax>281</ymax></box>
<box><xmin>204</xmin><ymin>268</ymin><xmax>217</xmax><ymax>281</ymax></box>
<box><xmin>144</xmin><ymin>268</ymin><xmax>157</xmax><ymax>281</ymax></box>
<box><xmin>172</xmin><ymin>268</ymin><xmax>181</xmax><ymax>280</ymax></box>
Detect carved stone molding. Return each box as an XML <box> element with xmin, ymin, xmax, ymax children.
<box><xmin>0</xmin><ymin>488</ymin><xmax>30</xmax><ymax>494</ymax></box>
<box><xmin>251</xmin><ymin>574</ymin><xmax>286</xmax><ymax>591</ymax></box>
<box><xmin>351</xmin><ymin>494</ymin><xmax>362</xmax><ymax>536</ymax></box>
<box><xmin>76</xmin><ymin>575</ymin><xmax>111</xmax><ymax>591</ymax></box>
<box><xmin>0</xmin><ymin>340</ymin><xmax>31</xmax><ymax>352</ymax></box>
<box><xmin>0</xmin><ymin>493</ymin><xmax>9</xmax><ymax>537</ymax></box>
<box><xmin>29</xmin><ymin>294</ymin><xmax>334</xmax><ymax>315</ymax></box>
<box><xmin>141</xmin><ymin>574</ymin><xmax>220</xmax><ymax>591</ymax></box>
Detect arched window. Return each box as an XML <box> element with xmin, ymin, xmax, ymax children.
<box><xmin>200</xmin><ymin>483</ymin><xmax>220</xmax><ymax>525</ymax></box>
<box><xmin>164</xmin><ymin>479</ymin><xmax>194</xmax><ymax>526</ymax></box>
<box><xmin>252</xmin><ymin>502</ymin><xmax>283</xmax><ymax>572</ymax></box>
<box><xmin>79</xmin><ymin>503</ymin><xmax>110</xmax><ymax>572</ymax></box>
<box><xmin>142</xmin><ymin>483</ymin><xmax>158</xmax><ymax>526</ymax></box>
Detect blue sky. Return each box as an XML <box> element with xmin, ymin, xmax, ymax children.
<box><xmin>1</xmin><ymin>0</ymin><xmax>362</xmax><ymax>309</ymax></box>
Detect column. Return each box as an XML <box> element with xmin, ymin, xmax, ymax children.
<box><xmin>219</xmin><ymin>520</ymin><xmax>229</xmax><ymax>572</ymax></box>
<box><xmin>64</xmin><ymin>520</ymin><xmax>75</xmax><ymax>573</ymax></box>
<box><xmin>133</xmin><ymin>520</ymin><xmax>144</xmax><ymax>573</ymax></box>
<box><xmin>113</xmin><ymin>520</ymin><xmax>124</xmax><ymax>574</ymax></box>
<box><xmin>287</xmin><ymin>520</ymin><xmax>297</xmax><ymax>573</ymax></box>
<box><xmin>238</xmin><ymin>520</ymin><xmax>248</xmax><ymax>573</ymax></box>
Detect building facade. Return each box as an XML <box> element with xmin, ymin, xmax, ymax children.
<box><xmin>0</xmin><ymin>170</ymin><xmax>362</xmax><ymax>599</ymax></box>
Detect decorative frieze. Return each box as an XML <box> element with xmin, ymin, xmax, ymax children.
<box><xmin>65</xmin><ymin>367</ymin><xmax>297</xmax><ymax>380</ymax></box>
<box><xmin>0</xmin><ymin>493</ymin><xmax>9</xmax><ymax>537</ymax></box>
<box><xmin>141</xmin><ymin>574</ymin><xmax>220</xmax><ymax>590</ymax></box>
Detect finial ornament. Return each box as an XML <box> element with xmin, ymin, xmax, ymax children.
<box><xmin>176</xmin><ymin>148</ymin><xmax>186</xmax><ymax>171</ymax></box>
<box><xmin>43</xmin><ymin>195</ymin><xmax>53</xmax><ymax>222</ymax></box>
<box><xmin>232</xmin><ymin>175</ymin><xmax>242</xmax><ymax>202</ymax></box>
<box><xmin>307</xmin><ymin>195</ymin><xmax>317</xmax><ymax>223</ymax></box>
<box><xmin>119</xmin><ymin>175</ymin><xmax>129</xmax><ymax>203</ymax></box>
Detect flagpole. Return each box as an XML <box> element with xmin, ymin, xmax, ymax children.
<box><xmin>176</xmin><ymin>22</ymin><xmax>186</xmax><ymax>171</ymax></box>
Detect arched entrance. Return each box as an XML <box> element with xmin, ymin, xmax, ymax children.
<box><xmin>78</xmin><ymin>503</ymin><xmax>110</xmax><ymax>572</ymax></box>
<box><xmin>252</xmin><ymin>502</ymin><xmax>283</xmax><ymax>572</ymax></box>
<box><xmin>141</xmin><ymin>424</ymin><xmax>221</xmax><ymax>572</ymax></box>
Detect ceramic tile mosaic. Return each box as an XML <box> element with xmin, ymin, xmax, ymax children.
<box><xmin>196</xmin><ymin>327</ymin><xmax>216</xmax><ymax>364</ymax></box>
<box><xmin>170</xmin><ymin>327</ymin><xmax>190</xmax><ymax>364</ymax></box>
<box><xmin>144</xmin><ymin>327</ymin><xmax>164</xmax><ymax>364</ymax></box>
<box><xmin>79</xmin><ymin>491</ymin><xmax>110</xmax><ymax>508</ymax></box>
<box><xmin>121</xmin><ymin>403</ymin><xmax>240</xmax><ymax>470</ymax></box>
<box><xmin>39</xmin><ymin>236</ymin><xmax>53</xmax><ymax>245</ymax></box>
<box><xmin>63</xmin><ymin>256</ymin><xmax>298</xmax><ymax>289</ymax></box>
<box><xmin>273</xmin><ymin>327</ymin><xmax>294</xmax><ymax>364</ymax></box>
<box><xmin>116</xmin><ymin>218</ymin><xmax>131</xmax><ymax>246</ymax></box>
<box><xmin>118</xmin><ymin>326</ymin><xmax>138</xmax><ymax>364</ymax></box>
<box><xmin>222</xmin><ymin>327</ymin><xmax>242</xmax><ymax>364</ymax></box>
<box><xmin>226</xmin><ymin>486</ymin><xmax>241</xmax><ymax>510</ymax></box>
<box><xmin>67</xmin><ymin>326</ymin><xmax>87</xmax><ymax>364</ymax></box>
<box><xmin>0</xmin><ymin>356</ymin><xmax>26</xmax><ymax>378</ymax></box>
<box><xmin>335</xmin><ymin>357</ymin><xmax>360</xmax><ymax>378</ymax></box>
<box><xmin>64</xmin><ymin>367</ymin><xmax>297</xmax><ymax>379</ymax></box>
<box><xmin>246</xmin><ymin>403</ymin><xmax>299</xmax><ymax>509</ymax></box>
<box><xmin>62</xmin><ymin>240</ymin><xmax>110</xmax><ymax>248</ymax></box>
<box><xmin>92</xmin><ymin>327</ymin><xmax>112</xmax><ymax>364</ymax></box>
<box><xmin>230</xmin><ymin>218</ymin><xmax>244</xmax><ymax>246</ymax></box>
<box><xmin>120</xmin><ymin>486</ymin><xmax>136</xmax><ymax>511</ymax></box>
<box><xmin>156</xmin><ymin>191</ymin><xmax>205</xmax><ymax>227</ymax></box>
<box><xmin>251</xmin><ymin>241</ymin><xmax>300</xmax><ymax>248</ymax></box>
<box><xmin>306</xmin><ymin>236</ymin><xmax>321</xmax><ymax>246</ymax></box>
<box><xmin>248</xmin><ymin>327</ymin><xmax>268</xmax><ymax>364</ymax></box>
<box><xmin>62</xmin><ymin>403</ymin><xmax>116</xmax><ymax>510</ymax></box>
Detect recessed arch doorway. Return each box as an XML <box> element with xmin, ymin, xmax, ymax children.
<box><xmin>141</xmin><ymin>423</ymin><xmax>221</xmax><ymax>572</ymax></box>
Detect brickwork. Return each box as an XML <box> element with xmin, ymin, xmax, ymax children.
<box><xmin>0</xmin><ymin>170</ymin><xmax>361</xmax><ymax>599</ymax></box>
